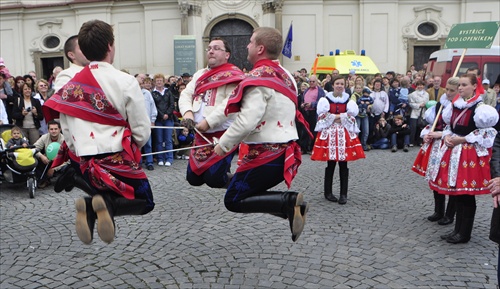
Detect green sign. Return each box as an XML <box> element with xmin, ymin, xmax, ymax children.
<box><xmin>444</xmin><ymin>21</ymin><xmax>500</xmax><ymax>49</ymax></box>
<box><xmin>174</xmin><ymin>35</ymin><xmax>196</xmax><ymax>76</ymax></box>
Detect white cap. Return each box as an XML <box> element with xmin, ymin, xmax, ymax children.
<box><xmin>482</xmin><ymin>79</ymin><xmax>490</xmax><ymax>85</ymax></box>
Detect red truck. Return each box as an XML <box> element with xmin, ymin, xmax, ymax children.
<box><xmin>426</xmin><ymin>46</ymin><xmax>500</xmax><ymax>84</ymax></box>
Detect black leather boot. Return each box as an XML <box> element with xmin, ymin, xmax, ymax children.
<box><xmin>238</xmin><ymin>191</ymin><xmax>305</xmax><ymax>242</ymax></box>
<box><xmin>92</xmin><ymin>194</ymin><xmax>115</xmax><ymax>244</ymax></box>
<box><xmin>54</xmin><ymin>166</ymin><xmax>95</xmax><ymax>195</ymax></box>
<box><xmin>440</xmin><ymin>198</ymin><xmax>463</xmax><ymax>240</ymax></box>
<box><xmin>324</xmin><ymin>166</ymin><xmax>337</xmax><ymax>202</ymax></box>
<box><xmin>428</xmin><ymin>191</ymin><xmax>445</xmax><ymax>221</ymax></box>
<box><xmin>438</xmin><ymin>195</ymin><xmax>456</xmax><ymax>225</ymax></box>
<box><xmin>75</xmin><ymin>197</ymin><xmax>96</xmax><ymax>245</ymax></box>
<box><xmin>338</xmin><ymin>167</ymin><xmax>348</xmax><ymax>205</ymax></box>
<box><xmin>54</xmin><ymin>166</ymin><xmax>76</xmax><ymax>193</ymax></box>
<box><xmin>447</xmin><ymin>202</ymin><xmax>475</xmax><ymax>244</ymax></box>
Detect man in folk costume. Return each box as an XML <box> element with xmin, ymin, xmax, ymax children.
<box><xmin>43</xmin><ymin>20</ymin><xmax>154</xmax><ymax>245</ymax></box>
<box><xmin>214</xmin><ymin>27</ymin><xmax>312</xmax><ymax>242</ymax></box>
<box><xmin>178</xmin><ymin>37</ymin><xmax>245</xmax><ymax>188</ymax></box>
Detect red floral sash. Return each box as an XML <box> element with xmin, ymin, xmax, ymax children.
<box><xmin>189</xmin><ymin>131</ymin><xmax>237</xmax><ymax>175</ymax></box>
<box><xmin>236</xmin><ymin>141</ymin><xmax>302</xmax><ymax>188</ymax></box>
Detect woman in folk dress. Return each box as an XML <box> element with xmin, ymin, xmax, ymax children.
<box><xmin>412</xmin><ymin>77</ymin><xmax>459</xmax><ymax>226</ymax></box>
<box><xmin>311</xmin><ymin>76</ymin><xmax>365</xmax><ymax>205</ymax></box>
<box><xmin>428</xmin><ymin>74</ymin><xmax>498</xmax><ymax>244</ymax></box>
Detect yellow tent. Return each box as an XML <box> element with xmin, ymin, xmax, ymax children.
<box><xmin>310</xmin><ymin>50</ymin><xmax>380</xmax><ymax>76</ymax></box>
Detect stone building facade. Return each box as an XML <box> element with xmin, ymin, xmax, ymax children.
<box><xmin>0</xmin><ymin>0</ymin><xmax>498</xmax><ymax>79</ymax></box>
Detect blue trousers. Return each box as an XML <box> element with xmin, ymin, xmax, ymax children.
<box><xmin>186</xmin><ymin>151</ymin><xmax>236</xmax><ymax>188</ymax></box>
<box><xmin>356</xmin><ymin>116</ymin><xmax>369</xmax><ymax>147</ymax></box>
<box><xmin>143</xmin><ymin>136</ymin><xmax>153</xmax><ymax>165</ymax></box>
<box><xmin>224</xmin><ymin>154</ymin><xmax>284</xmax><ymax>212</ymax></box>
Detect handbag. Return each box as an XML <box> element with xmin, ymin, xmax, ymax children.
<box><xmin>417</xmin><ymin>109</ymin><xmax>427</xmax><ymax>129</ymax></box>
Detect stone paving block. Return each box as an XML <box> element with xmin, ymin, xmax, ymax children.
<box><xmin>1</xmin><ymin>149</ymin><xmax>498</xmax><ymax>288</ymax></box>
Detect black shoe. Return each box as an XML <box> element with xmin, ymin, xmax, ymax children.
<box><xmin>403</xmin><ymin>145</ymin><xmax>409</xmax><ymax>152</ymax></box>
<box><xmin>75</xmin><ymin>198</ymin><xmax>96</xmax><ymax>245</ymax></box>
<box><xmin>92</xmin><ymin>195</ymin><xmax>115</xmax><ymax>244</ymax></box>
<box><xmin>438</xmin><ymin>216</ymin><xmax>454</xmax><ymax>225</ymax></box>
<box><xmin>427</xmin><ymin>212</ymin><xmax>443</xmax><ymax>222</ymax></box>
<box><xmin>391</xmin><ymin>145</ymin><xmax>397</xmax><ymax>152</ymax></box>
<box><xmin>147</xmin><ymin>164</ymin><xmax>154</xmax><ymax>171</ymax></box>
<box><xmin>325</xmin><ymin>194</ymin><xmax>338</xmax><ymax>202</ymax></box>
<box><xmin>440</xmin><ymin>231</ymin><xmax>457</xmax><ymax>240</ymax></box>
<box><xmin>338</xmin><ymin>194</ymin><xmax>347</xmax><ymax>205</ymax></box>
<box><xmin>446</xmin><ymin>233</ymin><xmax>471</xmax><ymax>244</ymax></box>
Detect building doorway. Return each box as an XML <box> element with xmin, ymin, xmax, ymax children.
<box><xmin>413</xmin><ymin>46</ymin><xmax>440</xmax><ymax>71</ymax></box>
<box><xmin>40</xmin><ymin>57</ymin><xmax>64</xmax><ymax>81</ymax></box>
<box><xmin>210</xmin><ymin>19</ymin><xmax>254</xmax><ymax>71</ymax></box>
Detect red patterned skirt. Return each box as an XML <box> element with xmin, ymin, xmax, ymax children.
<box><xmin>428</xmin><ymin>143</ymin><xmax>492</xmax><ymax>195</ymax></box>
<box><xmin>311</xmin><ymin>124</ymin><xmax>365</xmax><ymax>162</ymax></box>
<box><xmin>412</xmin><ymin>139</ymin><xmax>440</xmax><ymax>176</ymax></box>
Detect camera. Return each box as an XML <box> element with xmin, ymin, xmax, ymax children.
<box><xmin>25</xmin><ymin>107</ymin><xmax>31</xmax><ymax>112</ymax></box>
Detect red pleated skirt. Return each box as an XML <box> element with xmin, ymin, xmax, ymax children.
<box><xmin>311</xmin><ymin>125</ymin><xmax>365</xmax><ymax>162</ymax></box>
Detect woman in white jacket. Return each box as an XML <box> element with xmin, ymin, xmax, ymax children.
<box><xmin>408</xmin><ymin>80</ymin><xmax>429</xmax><ymax>146</ymax></box>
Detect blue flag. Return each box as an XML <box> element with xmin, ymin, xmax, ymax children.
<box><xmin>282</xmin><ymin>23</ymin><xmax>293</xmax><ymax>58</ymax></box>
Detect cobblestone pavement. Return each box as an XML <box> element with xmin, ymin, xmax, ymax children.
<box><xmin>1</xmin><ymin>148</ymin><xmax>498</xmax><ymax>288</ymax></box>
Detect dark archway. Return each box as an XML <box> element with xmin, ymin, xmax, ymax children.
<box><xmin>210</xmin><ymin>19</ymin><xmax>253</xmax><ymax>71</ymax></box>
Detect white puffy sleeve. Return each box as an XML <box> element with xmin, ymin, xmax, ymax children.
<box><xmin>464</xmin><ymin>104</ymin><xmax>499</xmax><ymax>148</ymax></box>
<box><xmin>316</xmin><ymin>97</ymin><xmax>330</xmax><ymax>115</ymax></box>
<box><xmin>424</xmin><ymin>105</ymin><xmax>437</xmax><ymax>124</ymax></box>
<box><xmin>346</xmin><ymin>99</ymin><xmax>359</xmax><ymax>117</ymax></box>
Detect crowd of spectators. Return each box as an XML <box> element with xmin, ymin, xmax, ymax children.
<box><xmin>2</xmin><ymin>55</ymin><xmax>499</xmax><ymax>185</ymax></box>
<box><xmin>295</xmin><ymin>66</ymin><xmax>500</xmax><ymax>153</ymax></box>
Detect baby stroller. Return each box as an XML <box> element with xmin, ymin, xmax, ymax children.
<box><xmin>0</xmin><ymin>125</ymin><xmax>39</xmax><ymax>198</ymax></box>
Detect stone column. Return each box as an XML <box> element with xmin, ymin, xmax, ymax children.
<box><xmin>179</xmin><ymin>1</ymin><xmax>189</xmax><ymax>35</ymax></box>
<box><xmin>273</xmin><ymin>0</ymin><xmax>284</xmax><ymax>33</ymax></box>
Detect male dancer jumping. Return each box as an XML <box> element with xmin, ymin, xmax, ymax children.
<box><xmin>178</xmin><ymin>37</ymin><xmax>244</xmax><ymax>188</ymax></box>
<box><xmin>214</xmin><ymin>27</ymin><xmax>311</xmax><ymax>241</ymax></box>
<box><xmin>44</xmin><ymin>20</ymin><xmax>154</xmax><ymax>244</ymax></box>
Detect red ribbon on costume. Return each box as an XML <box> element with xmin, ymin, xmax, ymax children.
<box><xmin>225</xmin><ymin>59</ymin><xmax>313</xmax><ymax>139</ymax></box>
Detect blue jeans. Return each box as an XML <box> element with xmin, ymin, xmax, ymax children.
<box><xmin>356</xmin><ymin>116</ymin><xmax>369</xmax><ymax>147</ymax></box>
<box><xmin>143</xmin><ymin>135</ymin><xmax>153</xmax><ymax>165</ymax></box>
<box><xmin>155</xmin><ymin>119</ymin><xmax>174</xmax><ymax>163</ymax></box>
<box><xmin>371</xmin><ymin>138</ymin><xmax>390</xmax><ymax>149</ymax></box>
<box><xmin>391</xmin><ymin>133</ymin><xmax>410</xmax><ymax>148</ymax></box>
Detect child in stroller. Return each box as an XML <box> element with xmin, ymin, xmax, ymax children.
<box><xmin>0</xmin><ymin>125</ymin><xmax>39</xmax><ymax>198</ymax></box>
<box><xmin>6</xmin><ymin>126</ymin><xmax>29</xmax><ymax>148</ymax></box>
